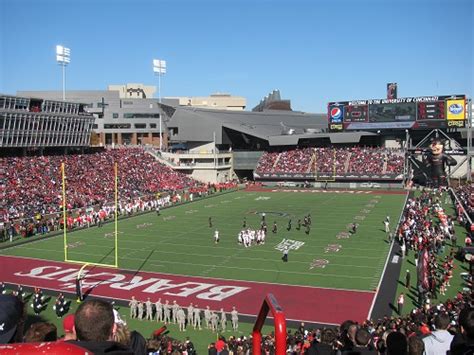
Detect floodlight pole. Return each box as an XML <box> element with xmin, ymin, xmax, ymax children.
<box><xmin>56</xmin><ymin>45</ymin><xmax>70</xmax><ymax>101</ymax></box>
<box><xmin>62</xmin><ymin>63</ymin><xmax>66</xmax><ymax>101</ymax></box>
<box><xmin>153</xmin><ymin>58</ymin><xmax>166</xmax><ymax>151</ymax></box>
<box><xmin>159</xmin><ymin>72</ymin><xmax>162</xmax><ymax>151</ymax></box>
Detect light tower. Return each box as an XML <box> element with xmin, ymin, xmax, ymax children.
<box><xmin>56</xmin><ymin>45</ymin><xmax>71</xmax><ymax>101</ymax></box>
<box><xmin>153</xmin><ymin>59</ymin><xmax>166</xmax><ymax>151</ymax></box>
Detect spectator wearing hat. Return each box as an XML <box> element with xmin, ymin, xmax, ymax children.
<box><xmin>60</xmin><ymin>314</ymin><xmax>77</xmax><ymax>341</ymax></box>
<box><xmin>0</xmin><ymin>294</ymin><xmax>25</xmax><ymax>344</ymax></box>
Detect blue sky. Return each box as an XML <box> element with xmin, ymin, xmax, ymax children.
<box><xmin>0</xmin><ymin>0</ymin><xmax>472</xmax><ymax>112</ymax></box>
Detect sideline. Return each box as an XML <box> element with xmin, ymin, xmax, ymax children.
<box><xmin>368</xmin><ymin>190</ymin><xmax>411</xmax><ymax>320</ymax></box>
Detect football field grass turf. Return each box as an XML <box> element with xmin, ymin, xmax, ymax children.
<box><xmin>0</xmin><ymin>189</ymin><xmax>407</xmax><ymax>292</ymax></box>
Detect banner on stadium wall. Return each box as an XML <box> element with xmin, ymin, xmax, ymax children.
<box><xmin>446</xmin><ymin>99</ymin><xmax>466</xmax><ymax>120</ymax></box>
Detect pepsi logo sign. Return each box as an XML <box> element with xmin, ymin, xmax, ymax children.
<box><xmin>330</xmin><ymin>107</ymin><xmax>342</xmax><ymax>119</ymax></box>
<box><xmin>448</xmin><ymin>103</ymin><xmax>463</xmax><ymax>115</ymax></box>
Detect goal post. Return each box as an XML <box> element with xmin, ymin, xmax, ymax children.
<box><xmin>252</xmin><ymin>294</ymin><xmax>287</xmax><ymax>355</ymax></box>
<box><xmin>61</xmin><ymin>162</ymin><xmax>119</xmax><ymax>269</ymax></box>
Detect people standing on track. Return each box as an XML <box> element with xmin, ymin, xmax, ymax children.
<box><xmin>172</xmin><ymin>300</ymin><xmax>180</xmax><ymax>324</ymax></box>
<box><xmin>220</xmin><ymin>308</ymin><xmax>227</xmax><ymax>332</ymax></box>
<box><xmin>187</xmin><ymin>303</ymin><xmax>194</xmax><ymax>328</ymax></box>
<box><xmin>155</xmin><ymin>298</ymin><xmax>163</xmax><ymax>322</ymax></box>
<box><xmin>163</xmin><ymin>300</ymin><xmax>171</xmax><ymax>324</ymax></box>
<box><xmin>137</xmin><ymin>300</ymin><xmax>144</xmax><ymax>320</ymax></box>
<box><xmin>397</xmin><ymin>293</ymin><xmax>404</xmax><ymax>315</ymax></box>
<box><xmin>129</xmin><ymin>296</ymin><xmax>138</xmax><ymax>319</ymax></box>
<box><xmin>231</xmin><ymin>306</ymin><xmax>239</xmax><ymax>331</ymax></box>
<box><xmin>204</xmin><ymin>306</ymin><xmax>212</xmax><ymax>329</ymax></box>
<box><xmin>146</xmin><ymin>297</ymin><xmax>153</xmax><ymax>320</ymax></box>
<box><xmin>177</xmin><ymin>308</ymin><xmax>186</xmax><ymax>331</ymax></box>
<box><xmin>193</xmin><ymin>305</ymin><xmax>202</xmax><ymax>330</ymax></box>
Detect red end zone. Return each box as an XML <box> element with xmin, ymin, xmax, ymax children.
<box><xmin>1</xmin><ymin>255</ymin><xmax>375</xmax><ymax>325</ymax></box>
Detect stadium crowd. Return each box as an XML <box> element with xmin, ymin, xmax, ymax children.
<box><xmin>454</xmin><ymin>184</ymin><xmax>474</xmax><ymax>222</ymax></box>
<box><xmin>255</xmin><ymin>147</ymin><xmax>404</xmax><ymax>177</ymax></box>
<box><xmin>0</xmin><ymin>148</ymin><xmax>238</xmax><ymax>241</ymax></box>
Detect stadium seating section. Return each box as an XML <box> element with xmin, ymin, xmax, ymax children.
<box><xmin>256</xmin><ymin>147</ymin><xmax>404</xmax><ymax>177</ymax></box>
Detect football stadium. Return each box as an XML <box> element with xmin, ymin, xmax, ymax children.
<box><xmin>0</xmin><ymin>3</ymin><xmax>473</xmax><ymax>354</ymax></box>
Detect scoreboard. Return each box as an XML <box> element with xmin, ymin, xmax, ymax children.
<box><xmin>328</xmin><ymin>95</ymin><xmax>466</xmax><ymax>131</ymax></box>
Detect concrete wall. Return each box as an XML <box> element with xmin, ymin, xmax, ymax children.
<box><xmin>233</xmin><ymin>151</ymin><xmax>264</xmax><ymax>170</ymax></box>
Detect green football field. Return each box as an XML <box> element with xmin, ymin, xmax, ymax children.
<box><xmin>0</xmin><ymin>189</ymin><xmax>407</xmax><ymax>292</ymax></box>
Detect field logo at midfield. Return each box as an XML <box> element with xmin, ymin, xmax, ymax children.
<box><xmin>309</xmin><ymin>259</ymin><xmax>329</xmax><ymax>269</ymax></box>
<box><xmin>275</xmin><ymin>239</ymin><xmax>305</xmax><ymax>252</ymax></box>
<box><xmin>325</xmin><ymin>244</ymin><xmax>342</xmax><ymax>253</ymax></box>
<box><xmin>255</xmin><ymin>196</ymin><xmax>271</xmax><ymax>201</ymax></box>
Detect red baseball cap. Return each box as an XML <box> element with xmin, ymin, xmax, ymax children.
<box><xmin>63</xmin><ymin>314</ymin><xmax>75</xmax><ymax>333</ymax></box>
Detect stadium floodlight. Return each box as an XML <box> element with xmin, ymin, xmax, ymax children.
<box><xmin>153</xmin><ymin>58</ymin><xmax>166</xmax><ymax>151</ymax></box>
<box><xmin>56</xmin><ymin>45</ymin><xmax>71</xmax><ymax>101</ymax></box>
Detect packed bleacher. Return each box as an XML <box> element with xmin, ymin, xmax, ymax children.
<box><xmin>255</xmin><ymin>146</ymin><xmax>405</xmax><ymax>177</ymax></box>
<box><xmin>0</xmin><ymin>148</ymin><xmax>239</xmax><ymax>239</ymax></box>
<box><xmin>454</xmin><ymin>184</ymin><xmax>474</xmax><ymax>221</ymax></box>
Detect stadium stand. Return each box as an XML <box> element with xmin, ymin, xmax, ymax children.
<box><xmin>0</xmin><ymin>147</ymin><xmax>240</xmax><ymax>240</ymax></box>
<box><xmin>255</xmin><ymin>146</ymin><xmax>405</xmax><ymax>177</ymax></box>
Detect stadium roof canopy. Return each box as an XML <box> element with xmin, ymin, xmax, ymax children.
<box><xmin>165</xmin><ymin>106</ymin><xmax>376</xmax><ymax>147</ymax></box>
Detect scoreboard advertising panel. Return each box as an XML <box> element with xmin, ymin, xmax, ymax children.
<box><xmin>328</xmin><ymin>95</ymin><xmax>466</xmax><ymax>131</ymax></box>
